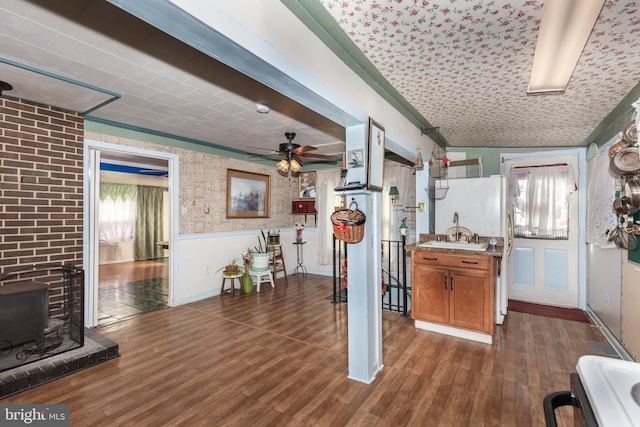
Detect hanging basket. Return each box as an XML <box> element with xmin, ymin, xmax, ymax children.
<box><xmin>331</xmin><ymin>201</ymin><xmax>366</xmax><ymax>243</ymax></box>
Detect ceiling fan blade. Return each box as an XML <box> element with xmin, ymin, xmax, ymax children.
<box><xmin>300</xmin><ymin>158</ymin><xmax>340</xmax><ymax>164</ymax></box>
<box><xmin>248</xmin><ymin>153</ymin><xmax>281</xmax><ymax>161</ymax></box>
<box><xmin>293</xmin><ymin>145</ymin><xmax>317</xmax><ymax>154</ymax></box>
<box><xmin>247</xmin><ymin>145</ymin><xmax>276</xmax><ymax>152</ymax></box>
<box><xmin>299</xmin><ymin>153</ymin><xmax>339</xmax><ymax>160</ymax></box>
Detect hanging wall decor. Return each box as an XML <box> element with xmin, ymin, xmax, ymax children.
<box><xmin>226</xmin><ymin>169</ymin><xmax>270</xmax><ymax>218</ymax></box>
<box><xmin>367</xmin><ymin>118</ymin><xmax>385</xmax><ymax>191</ymax></box>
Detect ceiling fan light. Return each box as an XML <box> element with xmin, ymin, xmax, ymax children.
<box><xmin>290</xmin><ymin>159</ymin><xmax>302</xmax><ymax>173</ymax></box>
<box><xmin>276</xmin><ymin>159</ymin><xmax>289</xmax><ymax>172</ymax></box>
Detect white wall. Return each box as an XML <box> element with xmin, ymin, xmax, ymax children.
<box><xmin>588</xmin><ymin>244</ymin><xmax>622</xmax><ymax>339</ymax></box>
<box><xmin>172</xmin><ymin>228</ymin><xmax>332</xmax><ymax>305</ymax></box>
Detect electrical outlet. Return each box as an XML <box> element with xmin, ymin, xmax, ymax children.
<box><xmin>605</xmin><ymin>291</ymin><xmax>610</xmax><ymax>304</ymax></box>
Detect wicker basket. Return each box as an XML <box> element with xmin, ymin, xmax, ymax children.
<box><xmin>331</xmin><ymin>201</ymin><xmax>366</xmax><ymax>243</ymax></box>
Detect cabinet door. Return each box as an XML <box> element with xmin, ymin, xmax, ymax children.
<box><xmin>412</xmin><ymin>264</ymin><xmax>448</xmax><ymax>323</ymax></box>
<box><xmin>449</xmin><ymin>268</ymin><xmax>490</xmax><ymax>333</ymax></box>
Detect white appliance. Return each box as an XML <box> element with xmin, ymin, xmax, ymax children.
<box><xmin>434</xmin><ymin>176</ymin><xmax>512</xmax><ymax>324</ymax></box>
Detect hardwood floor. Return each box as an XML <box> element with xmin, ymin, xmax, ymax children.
<box><xmin>3</xmin><ymin>274</ymin><xmax>607</xmax><ymax>426</ymax></box>
<box><xmin>99</xmin><ymin>260</ymin><xmax>168</xmax><ymax>287</ymax></box>
<box><xmin>98</xmin><ymin>260</ymin><xmax>169</xmax><ymax>326</ymax></box>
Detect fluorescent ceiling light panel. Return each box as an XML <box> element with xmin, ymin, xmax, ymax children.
<box><xmin>527</xmin><ymin>0</ymin><xmax>605</xmax><ymax>94</ymax></box>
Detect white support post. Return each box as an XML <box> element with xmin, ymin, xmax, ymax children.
<box><xmin>343</xmin><ymin>124</ymin><xmax>384</xmax><ymax>384</ymax></box>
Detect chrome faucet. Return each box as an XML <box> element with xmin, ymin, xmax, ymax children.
<box><xmin>453</xmin><ymin>212</ymin><xmax>459</xmax><ymax>241</ymax></box>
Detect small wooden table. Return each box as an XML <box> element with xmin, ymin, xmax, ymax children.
<box><xmin>220</xmin><ymin>271</ymin><xmax>243</xmax><ymax>297</ymax></box>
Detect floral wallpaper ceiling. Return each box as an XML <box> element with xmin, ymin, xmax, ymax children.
<box><xmin>317</xmin><ymin>0</ymin><xmax>640</xmax><ymax>148</ymax></box>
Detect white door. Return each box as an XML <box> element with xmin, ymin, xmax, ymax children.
<box><xmin>506</xmin><ymin>154</ymin><xmax>580</xmax><ymax>308</ymax></box>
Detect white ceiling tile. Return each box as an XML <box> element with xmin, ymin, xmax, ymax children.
<box><xmin>46</xmin><ymin>33</ymin><xmax>115</xmax><ymax>69</ymax></box>
<box><xmin>26</xmin><ymin>4</ymin><xmax>103</xmax><ymax>45</ymax></box>
<box><xmin>0</xmin><ymin>9</ymin><xmax>58</xmax><ymax>48</ymax></box>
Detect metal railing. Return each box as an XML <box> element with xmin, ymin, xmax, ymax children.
<box><xmin>331</xmin><ymin>236</ymin><xmax>411</xmax><ymax>316</ymax></box>
<box><xmin>381</xmin><ymin>236</ymin><xmax>410</xmax><ymax>316</ymax></box>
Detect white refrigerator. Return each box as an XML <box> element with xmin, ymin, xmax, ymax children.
<box><xmin>434</xmin><ymin>176</ymin><xmax>511</xmax><ymax>324</ymax></box>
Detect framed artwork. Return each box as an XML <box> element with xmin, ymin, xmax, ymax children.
<box><xmin>298</xmin><ymin>171</ymin><xmax>316</xmax><ymax>198</ymax></box>
<box><xmin>347</xmin><ymin>149</ymin><xmax>364</xmax><ymax>169</ymax></box>
<box><xmin>367</xmin><ymin>118</ymin><xmax>385</xmax><ymax>191</ymax></box>
<box><xmin>226</xmin><ymin>169</ymin><xmax>270</xmax><ymax>218</ymax></box>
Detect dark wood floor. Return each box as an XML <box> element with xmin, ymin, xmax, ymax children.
<box><xmin>3</xmin><ymin>274</ymin><xmax>607</xmax><ymax>426</ymax></box>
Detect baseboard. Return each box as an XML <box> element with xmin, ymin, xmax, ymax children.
<box><xmin>585</xmin><ymin>306</ymin><xmax>634</xmax><ymax>361</ymax></box>
<box><xmin>414</xmin><ymin>320</ymin><xmax>492</xmax><ymax>344</ymax></box>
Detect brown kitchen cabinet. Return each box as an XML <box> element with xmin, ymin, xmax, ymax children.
<box><xmin>412</xmin><ymin>251</ymin><xmax>494</xmax><ymax>336</ymax></box>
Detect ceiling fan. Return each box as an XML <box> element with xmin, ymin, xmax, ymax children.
<box><xmin>252</xmin><ymin>132</ymin><xmax>339</xmax><ymax>173</ymax></box>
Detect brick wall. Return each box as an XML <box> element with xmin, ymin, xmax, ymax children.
<box><xmin>0</xmin><ymin>97</ymin><xmax>83</xmax><ymax>310</ymax></box>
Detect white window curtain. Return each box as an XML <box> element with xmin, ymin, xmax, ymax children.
<box><xmin>508</xmin><ymin>164</ymin><xmax>576</xmax><ymax>239</ymax></box>
<box><xmin>315</xmin><ymin>169</ymin><xmax>342</xmax><ymax>265</ymax></box>
<box><xmin>99</xmin><ymin>183</ymin><xmax>137</xmax><ymax>245</ymax></box>
<box><xmin>382</xmin><ymin>165</ymin><xmax>413</xmax><ymax>240</ymax></box>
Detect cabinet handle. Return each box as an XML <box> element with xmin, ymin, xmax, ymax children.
<box><xmin>461</xmin><ymin>260</ymin><xmax>479</xmax><ymax>264</ymax></box>
<box><xmin>444</xmin><ymin>276</ymin><xmax>448</xmax><ymax>290</ymax></box>
<box><xmin>450</xmin><ymin>276</ymin><xmax>453</xmax><ymax>291</ymax></box>
<box><xmin>423</xmin><ymin>257</ymin><xmax>438</xmax><ymax>261</ymax></box>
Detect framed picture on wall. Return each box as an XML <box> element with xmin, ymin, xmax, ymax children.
<box><xmin>347</xmin><ymin>149</ymin><xmax>364</xmax><ymax>169</ymax></box>
<box><xmin>226</xmin><ymin>169</ymin><xmax>270</xmax><ymax>218</ymax></box>
<box><xmin>298</xmin><ymin>171</ymin><xmax>316</xmax><ymax>198</ymax></box>
<box><xmin>367</xmin><ymin>118</ymin><xmax>385</xmax><ymax>191</ymax></box>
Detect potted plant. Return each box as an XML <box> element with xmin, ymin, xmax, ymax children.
<box><xmin>294</xmin><ymin>220</ymin><xmax>306</xmax><ymax>243</ymax></box>
<box><xmin>217</xmin><ymin>258</ymin><xmax>240</xmax><ymax>275</ymax></box>
<box><xmin>250</xmin><ymin>230</ymin><xmax>271</xmax><ymax>272</ymax></box>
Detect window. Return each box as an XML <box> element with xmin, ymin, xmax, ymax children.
<box><xmin>508</xmin><ymin>164</ymin><xmax>576</xmax><ymax>240</ymax></box>
<box><xmin>99</xmin><ymin>183</ymin><xmax>137</xmax><ymax>245</ymax></box>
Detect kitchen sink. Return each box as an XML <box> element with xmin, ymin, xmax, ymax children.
<box><xmin>418</xmin><ymin>241</ymin><xmax>488</xmax><ymax>251</ymax></box>
<box><xmin>577</xmin><ymin>355</ymin><xmax>640</xmax><ymax>426</ymax></box>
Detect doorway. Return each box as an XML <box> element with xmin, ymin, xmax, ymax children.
<box><xmin>84</xmin><ymin>140</ymin><xmax>178</xmax><ymax>328</ymax></box>
<box><xmin>505</xmin><ymin>153</ymin><xmax>582</xmax><ymax>308</ymax></box>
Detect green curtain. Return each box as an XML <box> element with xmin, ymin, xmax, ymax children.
<box><xmin>100</xmin><ymin>182</ymin><xmax>137</xmax><ymax>201</ymax></box>
<box><xmin>135</xmin><ymin>186</ymin><xmax>165</xmax><ymax>260</ymax></box>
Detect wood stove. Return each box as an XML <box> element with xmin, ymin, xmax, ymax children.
<box><xmin>0</xmin><ymin>281</ymin><xmax>49</xmax><ymax>348</ymax></box>
<box><xmin>0</xmin><ymin>263</ymin><xmax>84</xmax><ymax>372</ymax></box>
